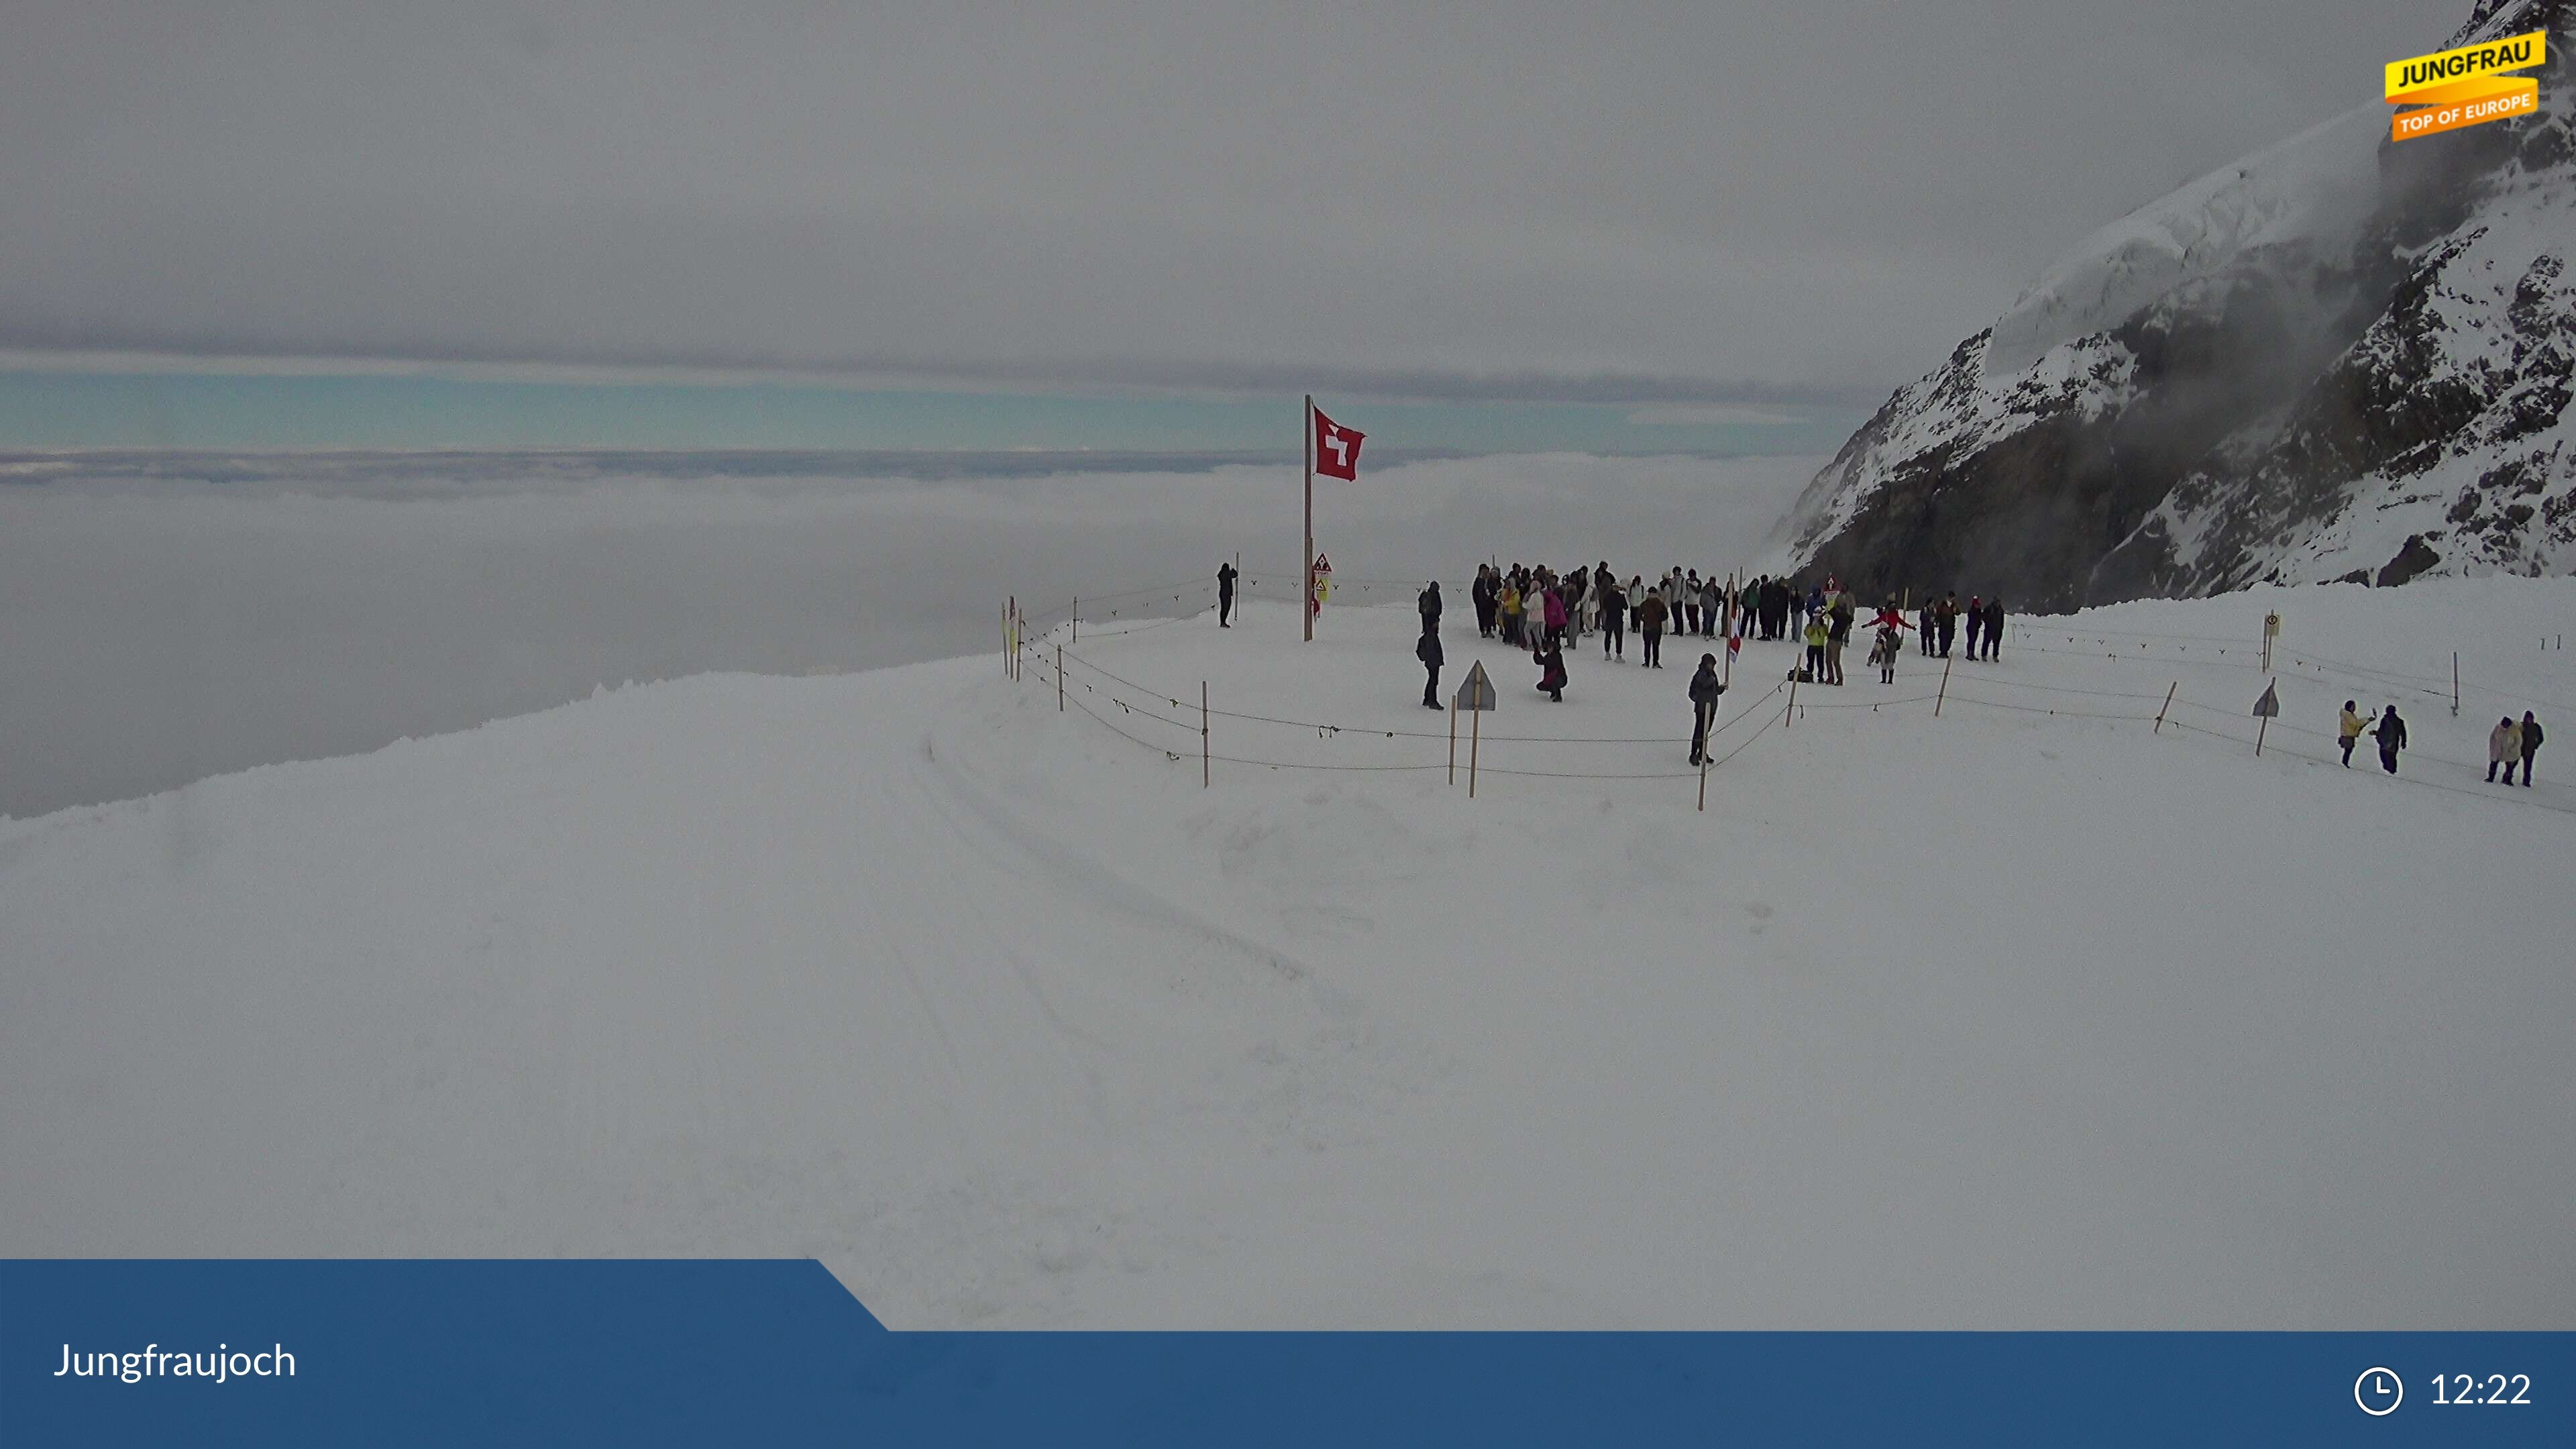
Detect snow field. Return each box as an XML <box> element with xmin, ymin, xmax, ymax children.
<box><xmin>2</xmin><ymin>579</ymin><xmax>2571</xmax><ymax>1328</ymax></box>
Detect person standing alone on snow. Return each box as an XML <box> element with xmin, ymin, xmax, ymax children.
<box><xmin>1688</xmin><ymin>653</ymin><xmax>1726</xmax><ymax>765</ymax></box>
<box><xmin>1417</xmin><ymin>624</ymin><xmax>1444</xmax><ymax>710</ymax></box>
<box><xmin>2519</xmin><ymin>710</ymin><xmax>2543</xmax><ymax>786</ymax></box>
<box><xmin>2489</xmin><ymin>716</ymin><xmax>2523</xmax><ymax>784</ymax></box>
<box><xmin>1217</xmin><ymin>560</ymin><xmax>1238</xmax><ymax>627</ymax></box>
<box><xmin>2338</xmin><ymin>701</ymin><xmax>2373</xmax><ymax>767</ymax></box>
<box><xmin>2374</xmin><ymin>706</ymin><xmax>2408</xmax><ymax>775</ymax></box>
<box><xmin>1637</xmin><ymin>590</ymin><xmax>1669</xmax><ymax>668</ymax></box>
<box><xmin>1418</xmin><ymin>580</ymin><xmax>1442</xmax><ymax>635</ymax></box>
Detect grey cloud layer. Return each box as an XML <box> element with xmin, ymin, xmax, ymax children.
<box><xmin>0</xmin><ymin>451</ymin><xmax>1815</xmax><ymax>816</ymax></box>
<box><xmin>1</xmin><ymin>2</ymin><xmax>2435</xmax><ymax>401</ymax></box>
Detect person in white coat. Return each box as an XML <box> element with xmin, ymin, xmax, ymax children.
<box><xmin>2489</xmin><ymin>716</ymin><xmax>2524</xmax><ymax>784</ymax></box>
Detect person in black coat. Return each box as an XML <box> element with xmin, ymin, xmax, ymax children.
<box><xmin>1471</xmin><ymin>566</ymin><xmax>1497</xmax><ymax>638</ymax></box>
<box><xmin>1417</xmin><ymin>581</ymin><xmax>1442</xmax><ymax>634</ymax></box>
<box><xmin>1687</xmin><ymin>653</ymin><xmax>1726</xmax><ymax>765</ymax></box>
<box><xmin>1979</xmin><ymin>597</ymin><xmax>2004</xmax><ymax>659</ymax></box>
<box><xmin>2520</xmin><ymin>710</ymin><xmax>2544</xmax><ymax>786</ymax></box>
<box><xmin>1417</xmin><ymin>626</ymin><xmax>1445</xmax><ymax>708</ymax></box>
<box><xmin>1536</xmin><ymin>638</ymin><xmax>1568</xmax><ymax>702</ymax></box>
<box><xmin>1216</xmin><ymin>561</ymin><xmax>1238</xmax><ymax>627</ymax></box>
<box><xmin>2374</xmin><ymin>706</ymin><xmax>2408</xmax><ymax>775</ymax></box>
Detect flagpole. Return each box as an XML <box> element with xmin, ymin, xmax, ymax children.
<box><xmin>1303</xmin><ymin>393</ymin><xmax>1315</xmax><ymax>644</ymax></box>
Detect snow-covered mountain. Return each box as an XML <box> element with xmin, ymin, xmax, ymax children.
<box><xmin>1767</xmin><ymin>0</ymin><xmax>2575</xmax><ymax>608</ymax></box>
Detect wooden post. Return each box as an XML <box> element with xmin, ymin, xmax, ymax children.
<box><xmin>1072</xmin><ymin>596</ymin><xmax>1078</xmax><ymax>643</ymax></box>
<box><xmin>2153</xmin><ymin>681</ymin><xmax>2177</xmax><ymax>734</ymax></box>
<box><xmin>1303</xmin><ymin>395</ymin><xmax>1315</xmax><ymax>644</ymax></box>
<box><xmin>1785</xmin><ymin>673</ymin><xmax>1799</xmax><ymax>728</ymax></box>
<box><xmin>1697</xmin><ymin>728</ymin><xmax>1709</xmax><ymax>812</ymax></box>
<box><xmin>1448</xmin><ymin>699</ymin><xmax>1458</xmax><ymax>786</ymax></box>
<box><xmin>2256</xmin><ymin>714</ymin><xmax>2269</xmax><ymax>757</ymax></box>
<box><xmin>1201</xmin><ymin>682</ymin><xmax>1210</xmax><ymax>788</ymax></box>
<box><xmin>1934</xmin><ymin>653</ymin><xmax>1952</xmax><ymax>716</ymax></box>
<box><xmin>2452</xmin><ymin>652</ymin><xmax>2460</xmax><ymax>716</ymax></box>
<box><xmin>1057</xmin><ymin>643</ymin><xmax>1064</xmax><ymax>712</ymax></box>
<box><xmin>1468</xmin><ymin>705</ymin><xmax>1480</xmax><ymax>798</ymax></box>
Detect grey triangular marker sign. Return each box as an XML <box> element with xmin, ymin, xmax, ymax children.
<box><xmin>1454</xmin><ymin>661</ymin><xmax>1497</xmax><ymax>711</ymax></box>
<box><xmin>2253</xmin><ymin>682</ymin><xmax>2280</xmax><ymax>718</ymax></box>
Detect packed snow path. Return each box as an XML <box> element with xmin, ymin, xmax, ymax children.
<box><xmin>4</xmin><ymin>581</ymin><xmax>2571</xmax><ymax>1328</ymax></box>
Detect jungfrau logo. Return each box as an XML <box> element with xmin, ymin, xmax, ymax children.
<box><xmin>2385</xmin><ymin>30</ymin><xmax>2546</xmax><ymax>142</ymax></box>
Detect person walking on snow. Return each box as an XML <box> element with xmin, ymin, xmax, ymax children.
<box><xmin>1963</xmin><ymin>596</ymin><xmax>1983</xmax><ymax>659</ymax></box>
<box><xmin>1417</xmin><ymin>580</ymin><xmax>1443</xmax><ymax>635</ymax></box>
<box><xmin>1536</xmin><ymin>637</ymin><xmax>1568</xmax><ymax>702</ymax></box>
<box><xmin>1217</xmin><ymin>560</ymin><xmax>1238</xmax><ymax>627</ymax></box>
<box><xmin>2374</xmin><ymin>706</ymin><xmax>2408</xmax><ymax>775</ymax></box>
<box><xmin>1688</xmin><ymin>653</ymin><xmax>1727</xmax><ymax>765</ymax></box>
<box><xmin>2338</xmin><ymin>701</ymin><xmax>2373</xmax><ymax>767</ymax></box>
<box><xmin>1637</xmin><ymin>590</ymin><xmax>1670</xmax><ymax>668</ymax></box>
<box><xmin>1601</xmin><ymin>574</ymin><xmax>1627</xmax><ymax>659</ymax></box>
<box><xmin>2519</xmin><ymin>710</ymin><xmax>2543</xmax><ymax>786</ymax></box>
<box><xmin>2489</xmin><ymin>716</ymin><xmax>2524</xmax><ymax>784</ymax></box>
<box><xmin>1417</xmin><ymin>624</ymin><xmax>1445</xmax><ymax>709</ymax></box>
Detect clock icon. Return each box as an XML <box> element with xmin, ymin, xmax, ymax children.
<box><xmin>2355</xmin><ymin>1366</ymin><xmax>2404</xmax><ymax>1416</ymax></box>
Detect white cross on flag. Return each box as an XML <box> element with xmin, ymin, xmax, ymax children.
<box><xmin>1312</xmin><ymin>406</ymin><xmax>1366</xmax><ymax>481</ymax></box>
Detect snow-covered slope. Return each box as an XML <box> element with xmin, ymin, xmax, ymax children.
<box><xmin>1768</xmin><ymin>0</ymin><xmax>2575</xmax><ymax>608</ymax></box>
<box><xmin>5</xmin><ymin>585</ymin><xmax>2572</xmax><ymax>1328</ymax></box>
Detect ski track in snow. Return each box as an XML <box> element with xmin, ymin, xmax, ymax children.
<box><xmin>3</xmin><ymin>584</ymin><xmax>2573</xmax><ymax>1329</ymax></box>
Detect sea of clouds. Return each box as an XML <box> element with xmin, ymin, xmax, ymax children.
<box><xmin>0</xmin><ymin>449</ymin><xmax>1815</xmax><ymax>816</ymax></box>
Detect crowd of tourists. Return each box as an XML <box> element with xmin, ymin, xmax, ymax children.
<box><xmin>1229</xmin><ymin>559</ymin><xmax>2549</xmax><ymax>788</ymax></box>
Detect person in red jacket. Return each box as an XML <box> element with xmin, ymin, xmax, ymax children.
<box><xmin>1867</xmin><ymin>598</ymin><xmax>1912</xmax><ymax>684</ymax></box>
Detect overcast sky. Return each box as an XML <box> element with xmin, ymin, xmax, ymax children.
<box><xmin>0</xmin><ymin>1</ymin><xmax>2446</xmax><ymax>407</ymax></box>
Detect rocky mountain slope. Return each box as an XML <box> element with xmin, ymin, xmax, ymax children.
<box><xmin>1765</xmin><ymin>0</ymin><xmax>2573</xmax><ymax>609</ymax></box>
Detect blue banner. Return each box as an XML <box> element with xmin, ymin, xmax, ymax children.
<box><xmin>5</xmin><ymin>1260</ymin><xmax>2568</xmax><ymax>1446</ymax></box>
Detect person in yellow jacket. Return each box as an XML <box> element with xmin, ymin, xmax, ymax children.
<box><xmin>1499</xmin><ymin>580</ymin><xmax>1523</xmax><ymax>647</ymax></box>
<box><xmin>2337</xmin><ymin>700</ymin><xmax>2375</xmax><ymax>768</ymax></box>
<box><xmin>1802</xmin><ymin>616</ymin><xmax>1829</xmax><ymax>680</ymax></box>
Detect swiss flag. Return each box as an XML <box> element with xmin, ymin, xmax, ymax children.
<box><xmin>1312</xmin><ymin>406</ymin><xmax>1365</xmax><ymax>481</ymax></box>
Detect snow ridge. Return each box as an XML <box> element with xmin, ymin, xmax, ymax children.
<box><xmin>1768</xmin><ymin>0</ymin><xmax>2575</xmax><ymax>608</ymax></box>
